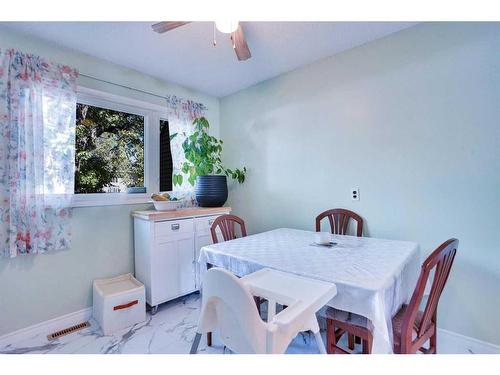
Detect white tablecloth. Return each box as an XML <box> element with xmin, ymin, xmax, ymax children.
<box><xmin>198</xmin><ymin>228</ymin><xmax>420</xmax><ymax>353</ymax></box>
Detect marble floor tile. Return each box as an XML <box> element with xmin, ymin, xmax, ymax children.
<box><xmin>0</xmin><ymin>292</ymin><xmax>356</xmax><ymax>355</ymax></box>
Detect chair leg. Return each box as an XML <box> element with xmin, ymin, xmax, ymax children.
<box><xmin>254</xmin><ymin>296</ymin><xmax>261</xmax><ymax>314</ymax></box>
<box><xmin>326</xmin><ymin>319</ymin><xmax>335</xmax><ymax>354</ymax></box>
<box><xmin>326</xmin><ymin>320</ymin><xmax>348</xmax><ymax>354</ymax></box>
<box><xmin>190</xmin><ymin>333</ymin><xmax>202</xmax><ymax>354</ymax></box>
<box><xmin>429</xmin><ymin>326</ymin><xmax>437</xmax><ymax>354</ymax></box>
<box><xmin>362</xmin><ymin>338</ymin><xmax>372</xmax><ymax>354</ymax></box>
<box><xmin>348</xmin><ymin>333</ymin><xmax>355</xmax><ymax>350</ymax></box>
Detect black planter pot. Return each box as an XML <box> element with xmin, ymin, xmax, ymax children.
<box><xmin>195</xmin><ymin>175</ymin><xmax>228</xmax><ymax>207</ymax></box>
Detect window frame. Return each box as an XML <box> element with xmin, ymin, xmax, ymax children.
<box><xmin>72</xmin><ymin>86</ymin><xmax>165</xmax><ymax>208</ymax></box>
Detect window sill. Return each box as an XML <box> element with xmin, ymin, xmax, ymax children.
<box><xmin>71</xmin><ymin>193</ymin><xmax>152</xmax><ymax>208</ymax></box>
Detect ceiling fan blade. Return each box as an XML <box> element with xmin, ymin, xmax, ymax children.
<box><xmin>231</xmin><ymin>24</ymin><xmax>251</xmax><ymax>61</ymax></box>
<box><xmin>152</xmin><ymin>21</ymin><xmax>190</xmax><ymax>34</ymax></box>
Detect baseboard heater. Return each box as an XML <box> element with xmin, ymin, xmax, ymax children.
<box><xmin>47</xmin><ymin>321</ymin><xmax>90</xmax><ymax>341</ymax></box>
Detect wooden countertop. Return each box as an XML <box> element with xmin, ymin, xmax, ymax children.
<box><xmin>132</xmin><ymin>206</ymin><xmax>231</xmax><ymax>221</ymax></box>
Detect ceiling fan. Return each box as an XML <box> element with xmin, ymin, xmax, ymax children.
<box><xmin>152</xmin><ymin>21</ymin><xmax>251</xmax><ymax>61</ymax></box>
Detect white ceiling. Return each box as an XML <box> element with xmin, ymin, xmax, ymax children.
<box><xmin>0</xmin><ymin>22</ymin><xmax>417</xmax><ymax>97</ymax></box>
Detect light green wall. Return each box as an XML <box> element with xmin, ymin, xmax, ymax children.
<box><xmin>220</xmin><ymin>23</ymin><xmax>500</xmax><ymax>345</ymax></box>
<box><xmin>0</xmin><ymin>28</ymin><xmax>219</xmax><ymax>336</ymax></box>
<box><xmin>0</xmin><ymin>204</ymin><xmax>149</xmax><ymax>335</ymax></box>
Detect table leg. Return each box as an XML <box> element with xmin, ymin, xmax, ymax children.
<box><xmin>267</xmin><ymin>299</ymin><xmax>276</xmax><ymax>321</ymax></box>
<box><xmin>314</xmin><ymin>330</ymin><xmax>327</xmax><ymax>354</ymax></box>
<box><xmin>206</xmin><ymin>263</ymin><xmax>213</xmax><ymax>346</ymax></box>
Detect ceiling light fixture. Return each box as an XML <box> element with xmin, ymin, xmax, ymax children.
<box><xmin>152</xmin><ymin>21</ymin><xmax>251</xmax><ymax>61</ymax></box>
<box><xmin>215</xmin><ymin>21</ymin><xmax>239</xmax><ymax>34</ymax></box>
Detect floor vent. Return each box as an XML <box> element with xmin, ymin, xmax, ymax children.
<box><xmin>47</xmin><ymin>321</ymin><xmax>90</xmax><ymax>341</ymax></box>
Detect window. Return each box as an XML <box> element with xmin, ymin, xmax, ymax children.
<box><xmin>75</xmin><ymin>103</ymin><xmax>145</xmax><ymax>194</ymax></box>
<box><xmin>72</xmin><ymin>87</ymin><xmax>169</xmax><ymax>207</ymax></box>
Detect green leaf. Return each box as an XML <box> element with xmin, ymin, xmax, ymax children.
<box><xmin>175</xmin><ymin>116</ymin><xmax>247</xmax><ymax>186</ymax></box>
<box><xmin>173</xmin><ymin>174</ymin><xmax>183</xmax><ymax>186</ymax></box>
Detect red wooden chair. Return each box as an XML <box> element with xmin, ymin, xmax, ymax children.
<box><xmin>210</xmin><ymin>214</ymin><xmax>247</xmax><ymax>244</ymax></box>
<box><xmin>315</xmin><ymin>208</ymin><xmax>363</xmax><ymax>237</ymax></box>
<box><xmin>323</xmin><ymin>238</ymin><xmax>458</xmax><ymax>354</ymax></box>
<box><xmin>316</xmin><ymin>208</ymin><xmax>364</xmax><ymax>347</ymax></box>
<box><xmin>210</xmin><ymin>214</ymin><xmax>262</xmax><ymax>315</ymax></box>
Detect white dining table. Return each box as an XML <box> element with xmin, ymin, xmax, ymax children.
<box><xmin>198</xmin><ymin>228</ymin><xmax>421</xmax><ymax>354</ymax></box>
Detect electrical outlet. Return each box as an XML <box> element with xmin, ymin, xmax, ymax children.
<box><xmin>351</xmin><ymin>187</ymin><xmax>360</xmax><ymax>201</ymax></box>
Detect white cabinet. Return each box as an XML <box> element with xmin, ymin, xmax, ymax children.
<box><xmin>133</xmin><ymin>207</ymin><xmax>230</xmax><ymax>313</ymax></box>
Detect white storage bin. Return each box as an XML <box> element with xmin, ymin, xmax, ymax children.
<box><xmin>93</xmin><ymin>273</ymin><xmax>146</xmax><ymax>335</ymax></box>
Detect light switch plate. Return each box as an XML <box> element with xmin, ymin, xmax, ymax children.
<box><xmin>351</xmin><ymin>187</ymin><xmax>360</xmax><ymax>201</ymax></box>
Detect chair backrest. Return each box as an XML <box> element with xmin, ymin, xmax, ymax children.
<box><xmin>315</xmin><ymin>208</ymin><xmax>363</xmax><ymax>237</ymax></box>
<box><xmin>199</xmin><ymin>268</ymin><xmax>267</xmax><ymax>353</ymax></box>
<box><xmin>210</xmin><ymin>214</ymin><xmax>247</xmax><ymax>244</ymax></box>
<box><xmin>400</xmin><ymin>238</ymin><xmax>458</xmax><ymax>352</ymax></box>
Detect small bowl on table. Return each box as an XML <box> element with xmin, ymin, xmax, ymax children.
<box><xmin>150</xmin><ymin>200</ymin><xmax>180</xmax><ymax>211</ymax></box>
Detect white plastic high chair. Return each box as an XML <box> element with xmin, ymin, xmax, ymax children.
<box><xmin>190</xmin><ymin>268</ymin><xmax>336</xmax><ymax>354</ymax></box>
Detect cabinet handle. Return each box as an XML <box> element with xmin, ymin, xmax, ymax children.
<box><xmin>171</xmin><ymin>223</ymin><xmax>180</xmax><ymax>230</ymax></box>
<box><xmin>113</xmin><ymin>300</ymin><xmax>138</xmax><ymax>311</ymax></box>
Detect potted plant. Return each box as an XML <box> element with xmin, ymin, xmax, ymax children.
<box><xmin>173</xmin><ymin>117</ymin><xmax>246</xmax><ymax>207</ymax></box>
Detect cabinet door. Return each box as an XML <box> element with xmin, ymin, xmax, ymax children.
<box><xmin>194</xmin><ymin>220</ymin><xmax>223</xmax><ymax>288</ymax></box>
<box><xmin>194</xmin><ymin>233</ymin><xmax>214</xmax><ymax>288</ymax></box>
<box><xmin>177</xmin><ymin>235</ymin><xmax>196</xmax><ymax>295</ymax></box>
<box><xmin>151</xmin><ymin>239</ymin><xmax>178</xmax><ymax>305</ymax></box>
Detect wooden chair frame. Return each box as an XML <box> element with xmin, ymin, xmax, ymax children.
<box><xmin>315</xmin><ymin>208</ymin><xmax>363</xmax><ymax>237</ymax></box>
<box><xmin>316</xmin><ymin>208</ymin><xmax>363</xmax><ymax>348</ymax></box>
<box><xmin>325</xmin><ymin>238</ymin><xmax>458</xmax><ymax>354</ymax></box>
<box><xmin>326</xmin><ymin>314</ymin><xmax>373</xmax><ymax>354</ymax></box>
<box><xmin>396</xmin><ymin>238</ymin><xmax>458</xmax><ymax>354</ymax></box>
<box><xmin>210</xmin><ymin>214</ymin><xmax>247</xmax><ymax>244</ymax></box>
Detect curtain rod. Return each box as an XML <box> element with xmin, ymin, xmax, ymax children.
<box><xmin>79</xmin><ymin>73</ymin><xmax>169</xmax><ymax>100</ymax></box>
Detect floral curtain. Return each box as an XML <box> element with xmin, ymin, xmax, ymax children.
<box><xmin>0</xmin><ymin>48</ymin><xmax>79</xmax><ymax>258</ymax></box>
<box><xmin>165</xmin><ymin>95</ymin><xmax>206</xmax><ymax>206</ymax></box>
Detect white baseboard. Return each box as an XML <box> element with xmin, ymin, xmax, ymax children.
<box><xmin>1</xmin><ymin>308</ymin><xmax>499</xmax><ymax>354</ymax></box>
<box><xmin>0</xmin><ymin>307</ymin><xmax>92</xmax><ymax>348</ymax></box>
<box><xmin>437</xmin><ymin>328</ymin><xmax>500</xmax><ymax>354</ymax></box>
